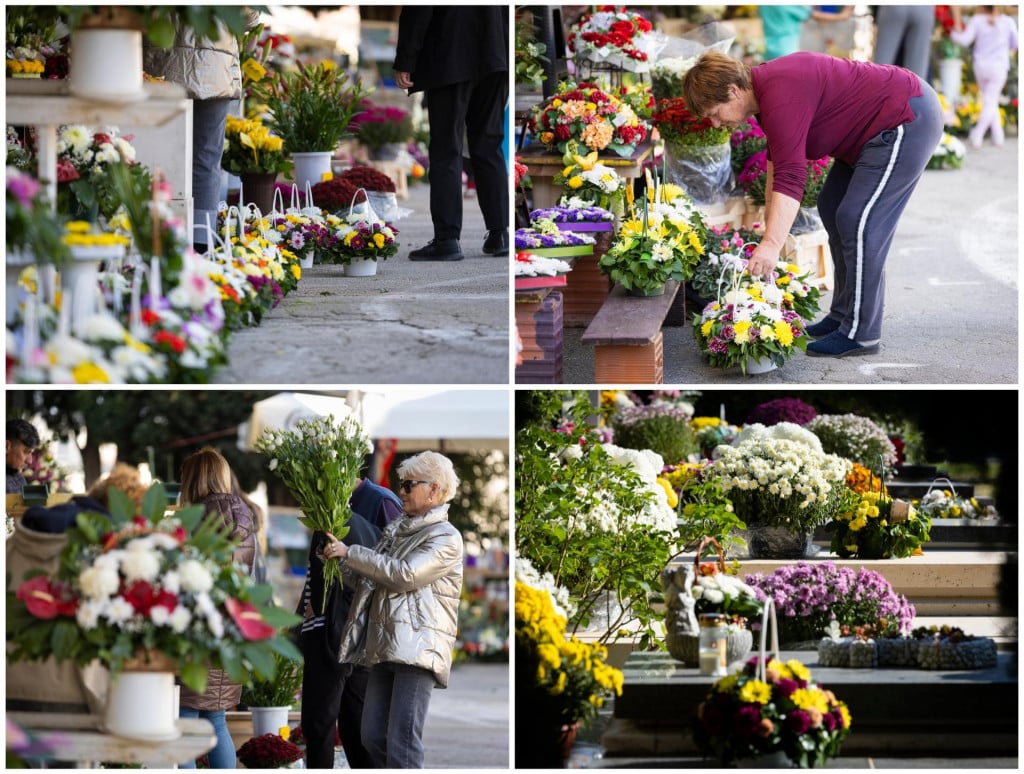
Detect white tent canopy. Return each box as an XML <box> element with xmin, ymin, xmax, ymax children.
<box><xmin>240</xmin><ymin>390</ymin><xmax>507</xmax><ymax>453</ymax></box>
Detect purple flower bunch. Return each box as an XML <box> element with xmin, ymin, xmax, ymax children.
<box><xmin>745</xmin><ymin>398</ymin><xmax>818</xmax><ymax>427</ymax></box>
<box><xmin>514</xmin><ymin>228</ymin><xmax>596</xmax><ymax>249</ymax></box>
<box><xmin>529</xmin><ymin>205</ymin><xmax>614</xmax><ymax>223</ymax></box>
<box><xmin>744</xmin><ymin>561</ymin><xmax>916</xmax><ymax>643</ymax></box>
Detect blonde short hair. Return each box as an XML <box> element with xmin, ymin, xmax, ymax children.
<box><xmin>682</xmin><ymin>50</ymin><xmax>752</xmax><ymax>117</ymax></box>
<box><xmin>180</xmin><ymin>446</ymin><xmax>232</xmax><ymax>505</ymax></box>
<box><xmin>87</xmin><ymin>463</ymin><xmax>147</xmax><ymax>508</ymax></box>
<box><xmin>396</xmin><ymin>451</ymin><xmax>459</xmax><ymax>503</ymax></box>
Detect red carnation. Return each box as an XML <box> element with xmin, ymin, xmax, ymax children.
<box><xmin>153</xmin><ymin>331</ymin><xmax>186</xmax><ymax>355</ymax></box>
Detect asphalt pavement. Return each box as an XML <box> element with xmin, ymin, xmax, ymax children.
<box><xmin>211</xmin><ymin>181</ymin><xmax>510</xmax><ymax>385</ymax></box>
<box><xmin>422</xmin><ymin>662</ymin><xmax>509</xmax><ymax>769</ymax></box>
<box><xmin>562</xmin><ymin>135</ymin><xmax>1019</xmax><ymax>385</ymax></box>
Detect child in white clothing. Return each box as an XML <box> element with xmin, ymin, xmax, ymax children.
<box><xmin>951</xmin><ymin>6</ymin><xmax>1019</xmax><ymax>147</ymax></box>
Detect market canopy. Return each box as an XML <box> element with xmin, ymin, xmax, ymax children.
<box><xmin>240</xmin><ymin>390</ymin><xmax>507</xmax><ymax>453</ymax></box>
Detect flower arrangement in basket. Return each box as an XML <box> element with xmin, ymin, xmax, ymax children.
<box><xmin>693</xmin><ymin>603</ymin><xmax>852</xmax><ymax>768</ymax></box>
<box><xmin>567</xmin><ymin>6</ymin><xmax>663</xmax><ymax>73</ymax></box>
<box><xmin>237</xmin><ymin>731</ymin><xmax>304</xmax><ymax>769</ymax></box>
<box><xmin>827</xmin><ymin>483</ymin><xmax>930</xmax><ymax>559</ymax></box>
<box><xmin>255</xmin><ymin>415</ymin><xmax>372</xmax><ymax>604</ymax></box>
<box><xmin>528</xmin><ymin>80</ymin><xmax>649</xmax><ymax>157</ymax></box>
<box><xmin>599</xmin><ymin>174</ymin><xmax>707</xmax><ymax>295</ymax></box>
<box><xmin>221</xmin><ymin>115</ymin><xmax>289</xmax><ymax>176</ymax></box>
<box><xmin>552</xmin><ymin>146</ymin><xmax>628</xmax><ymax>214</ymax></box>
<box><xmin>927</xmin><ymin>132</ymin><xmax>967</xmax><ymax>170</ymax></box>
<box><xmin>6</xmin><ymin>483</ymin><xmax>302</xmax><ymax>693</ymax></box>
<box><xmin>711</xmin><ymin>423</ymin><xmax>852</xmax><ymax>535</ymax></box>
<box><xmin>914</xmin><ymin>480</ymin><xmax>998</xmax><ymax>521</ymax></box>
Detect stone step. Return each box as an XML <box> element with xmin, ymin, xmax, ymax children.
<box><xmin>602</xmin><ymin>651</ymin><xmax>1018</xmax><ymax>758</ymax></box>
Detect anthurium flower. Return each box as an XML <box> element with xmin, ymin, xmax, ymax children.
<box><xmin>17</xmin><ymin>576</ymin><xmax>77</xmax><ymax>619</ymax></box>
<box><xmin>226</xmin><ymin>597</ymin><xmax>275</xmax><ymax>640</ymax></box>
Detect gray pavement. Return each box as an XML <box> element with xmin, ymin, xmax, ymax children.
<box><xmin>422</xmin><ymin>662</ymin><xmax>509</xmax><ymax>769</ymax></box>
<box><xmin>562</xmin><ymin>135</ymin><xmax>1019</xmax><ymax>385</ymax></box>
<box><xmin>211</xmin><ymin>181</ymin><xmax>509</xmax><ymax>385</ymax></box>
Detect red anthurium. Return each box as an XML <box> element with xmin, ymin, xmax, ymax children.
<box><xmin>17</xmin><ymin>576</ymin><xmax>77</xmax><ymax>619</ymax></box>
<box><xmin>225</xmin><ymin>597</ymin><xmax>275</xmax><ymax>641</ymax></box>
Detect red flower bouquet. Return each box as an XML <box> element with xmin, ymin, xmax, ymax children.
<box><xmin>568</xmin><ymin>6</ymin><xmax>663</xmax><ymax>73</ymax></box>
<box><xmin>338</xmin><ymin>165</ymin><xmax>396</xmax><ymax>194</ymax></box>
<box><xmin>528</xmin><ymin>81</ymin><xmax>649</xmax><ymax>157</ymax></box>
<box><xmin>652</xmin><ymin>97</ymin><xmax>732</xmax><ymax>148</ymax></box>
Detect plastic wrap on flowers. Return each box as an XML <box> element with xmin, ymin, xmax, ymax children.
<box><xmin>789</xmin><ymin>206</ymin><xmax>824</xmax><ymax>235</ymax></box>
<box><xmin>663</xmin><ymin>141</ymin><xmax>733</xmax><ymax>204</ymax></box>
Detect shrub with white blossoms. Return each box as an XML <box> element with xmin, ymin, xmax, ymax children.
<box><xmin>805</xmin><ymin>413</ymin><xmax>898</xmax><ymax>471</ymax></box>
<box><xmin>515</xmin><ymin>557</ymin><xmax>578</xmax><ymax>620</ymax></box>
<box><xmin>255</xmin><ymin>415</ymin><xmax>372</xmax><ymax>603</ymax></box>
<box><xmin>8</xmin><ymin>483</ymin><xmax>301</xmax><ymax>694</ymax></box>
<box><xmin>712</xmin><ymin>424</ymin><xmax>852</xmax><ymax>532</ymax></box>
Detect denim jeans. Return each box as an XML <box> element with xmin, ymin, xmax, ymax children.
<box><xmin>192</xmin><ymin>98</ymin><xmax>231</xmax><ymax>248</ymax></box>
<box><xmin>361</xmin><ymin>662</ymin><xmax>436</xmax><ymax>768</ymax></box>
<box><xmin>178</xmin><ymin>707</ymin><xmax>235</xmax><ymax>768</ymax></box>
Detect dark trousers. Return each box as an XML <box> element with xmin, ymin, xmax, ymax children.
<box><xmin>426</xmin><ymin>70</ymin><xmax>509</xmax><ymax>240</ymax></box>
<box><xmin>361</xmin><ymin>662</ymin><xmax>436</xmax><ymax>769</ymax></box>
<box><xmin>300</xmin><ymin>627</ymin><xmax>373</xmax><ymax>768</ymax></box>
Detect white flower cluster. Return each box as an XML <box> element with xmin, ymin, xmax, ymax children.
<box><xmin>733</xmin><ymin>422</ymin><xmax>823</xmax><ymax>453</ymax></box>
<box><xmin>691</xmin><ymin>572</ymin><xmax>759</xmax><ymax>607</ymax></box>
<box><xmin>514</xmin><ymin>253</ymin><xmax>574</xmax><ymax>277</ymax></box>
<box><xmin>651</xmin><ymin>55</ymin><xmax>698</xmax><ymax>81</ymax></box>
<box><xmin>713</xmin><ymin>435</ymin><xmax>851</xmax><ymax>508</ymax></box>
<box><xmin>805</xmin><ymin>413</ymin><xmax>897</xmax><ymax>468</ymax></box>
<box><xmin>515</xmin><ymin>557</ymin><xmax>577</xmax><ymax>619</ymax></box>
<box><xmin>57</xmin><ymin>124</ymin><xmax>136</xmax><ymax>168</ymax></box>
<box><xmin>75</xmin><ymin>537</ymin><xmax>222</xmax><ymax>637</ymax></box>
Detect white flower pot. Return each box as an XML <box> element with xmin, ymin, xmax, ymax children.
<box><xmin>104</xmin><ymin>669</ymin><xmax>180</xmax><ymax>741</ymax></box>
<box><xmin>744</xmin><ymin>356</ymin><xmax>778</xmax><ymax>375</ymax></box>
<box><xmin>251</xmin><ymin>706</ymin><xmax>292</xmax><ymax>738</ymax></box>
<box><xmin>938</xmin><ymin>58</ymin><xmax>963</xmax><ymax>104</ymax></box>
<box><xmin>291</xmin><ymin>151</ymin><xmax>333</xmax><ymax>191</ymax></box>
<box><xmin>300</xmin><ymin>250</ymin><xmax>315</xmax><ymax>269</ymax></box>
<box><xmin>63</xmin><ymin>245</ymin><xmax>126</xmax><ymax>331</ymax></box>
<box><xmin>70</xmin><ymin>28</ymin><xmax>145</xmax><ymax>103</ymax></box>
<box><xmin>345</xmin><ymin>256</ymin><xmax>378</xmax><ymax>277</ymax></box>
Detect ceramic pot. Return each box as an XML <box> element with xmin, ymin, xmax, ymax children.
<box><xmin>239</xmin><ymin>172</ymin><xmax>278</xmax><ymax>216</ymax></box>
<box><xmin>251</xmin><ymin>706</ymin><xmax>292</xmax><ymax>738</ymax></box>
<box><xmin>300</xmin><ymin>250</ymin><xmax>315</xmax><ymax>269</ymax></box>
<box><xmin>291</xmin><ymin>151</ymin><xmax>333</xmax><ymax>190</ymax></box>
<box><xmin>345</xmin><ymin>256</ymin><xmax>378</xmax><ymax>277</ymax></box>
<box><xmin>70</xmin><ymin>27</ymin><xmax>144</xmax><ymax>103</ymax></box>
<box><xmin>104</xmin><ymin>651</ymin><xmax>179</xmax><ymax>741</ymax></box>
<box><xmin>744</xmin><ymin>356</ymin><xmax>778</xmax><ymax>375</ymax></box>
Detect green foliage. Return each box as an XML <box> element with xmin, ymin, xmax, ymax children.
<box><xmin>251</xmin><ymin>63</ymin><xmax>370</xmax><ymax>153</ymax></box>
<box><xmin>612</xmin><ymin>404</ymin><xmax>699</xmax><ymax>466</ymax></box>
<box><xmin>60</xmin><ymin>6</ymin><xmax>261</xmax><ymax>49</ymax></box>
<box><xmin>241</xmin><ymin>649</ymin><xmax>303</xmax><ymax>707</ymax></box>
<box><xmin>514</xmin><ymin>11</ymin><xmax>549</xmax><ymax>88</ymax></box>
<box><xmin>672</xmin><ymin>467</ymin><xmax>747</xmax><ymax>554</ymax></box>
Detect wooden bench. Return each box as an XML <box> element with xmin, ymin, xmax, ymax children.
<box><xmin>581</xmin><ymin>280</ymin><xmax>680</xmax><ymax>384</ymax></box>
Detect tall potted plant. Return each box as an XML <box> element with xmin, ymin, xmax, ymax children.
<box><xmin>251</xmin><ymin>62</ymin><xmax>369</xmax><ymax>188</ymax></box>
<box><xmin>241</xmin><ymin>651</ymin><xmax>303</xmax><ymax>738</ymax></box>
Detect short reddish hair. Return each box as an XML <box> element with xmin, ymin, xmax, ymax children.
<box><xmin>682</xmin><ymin>51</ymin><xmax>753</xmax><ymax>117</ymax></box>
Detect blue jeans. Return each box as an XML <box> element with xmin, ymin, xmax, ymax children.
<box><xmin>178</xmin><ymin>707</ymin><xmax>235</xmax><ymax>769</ymax></box>
<box><xmin>361</xmin><ymin>662</ymin><xmax>436</xmax><ymax>768</ymax></box>
<box><xmin>192</xmin><ymin>98</ymin><xmax>231</xmax><ymax>247</ymax></box>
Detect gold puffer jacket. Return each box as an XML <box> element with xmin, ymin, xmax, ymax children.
<box><xmin>337</xmin><ymin>505</ymin><xmax>464</xmax><ymax>688</ymax></box>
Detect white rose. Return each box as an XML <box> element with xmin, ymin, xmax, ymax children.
<box><xmin>79</xmin><ymin>564</ymin><xmax>120</xmax><ymax>600</ymax></box>
<box><xmin>178</xmin><ymin>559</ymin><xmax>214</xmax><ymax>594</ymax></box>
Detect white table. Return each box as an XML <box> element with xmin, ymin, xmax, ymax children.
<box><xmin>8</xmin><ymin>711</ymin><xmax>216</xmax><ymax>768</ymax></box>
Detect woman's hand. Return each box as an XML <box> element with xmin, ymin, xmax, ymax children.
<box><xmin>323</xmin><ymin>532</ymin><xmax>349</xmax><ymax>561</ymax></box>
<box><xmin>746</xmin><ymin>242</ymin><xmax>780</xmax><ymax>279</ymax></box>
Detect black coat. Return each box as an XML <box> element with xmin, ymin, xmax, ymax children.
<box><xmin>393</xmin><ymin>7</ymin><xmax>508</xmax><ymax>93</ymax></box>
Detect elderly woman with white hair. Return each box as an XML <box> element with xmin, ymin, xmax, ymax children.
<box><xmin>323</xmin><ymin>451</ymin><xmax>464</xmax><ymax>769</ymax></box>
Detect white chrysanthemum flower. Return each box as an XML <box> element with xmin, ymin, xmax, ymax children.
<box><xmin>169</xmin><ymin>605</ymin><xmax>192</xmax><ymax>633</ymax></box>
<box><xmin>76</xmin><ymin>598</ymin><xmax>104</xmax><ymax>630</ymax></box>
<box><xmin>104</xmin><ymin>596</ymin><xmax>135</xmax><ymax>626</ymax></box>
<box><xmin>150</xmin><ymin>605</ymin><xmax>171</xmax><ymax>626</ymax></box>
<box><xmin>79</xmin><ymin>564</ymin><xmax>120</xmax><ymax>600</ymax></box>
<box><xmin>121</xmin><ymin>548</ymin><xmax>162</xmax><ymax>583</ymax></box>
<box><xmin>178</xmin><ymin>559</ymin><xmax>214</xmax><ymax>593</ymax></box>
<box><xmin>162</xmin><ymin>569</ymin><xmax>181</xmax><ymax>594</ymax></box>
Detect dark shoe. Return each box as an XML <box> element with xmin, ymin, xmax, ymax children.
<box><xmin>806</xmin><ymin>332</ymin><xmax>880</xmax><ymax>357</ymax></box>
<box><xmin>409</xmin><ymin>238</ymin><xmax>464</xmax><ymax>261</ymax></box>
<box><xmin>482</xmin><ymin>229</ymin><xmax>509</xmax><ymax>256</ymax></box>
<box><xmin>804</xmin><ymin>317</ymin><xmax>842</xmax><ymax>337</ymax></box>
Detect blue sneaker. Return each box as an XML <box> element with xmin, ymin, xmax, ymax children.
<box><xmin>804</xmin><ymin>317</ymin><xmax>841</xmax><ymax>337</ymax></box>
<box><xmin>806</xmin><ymin>332</ymin><xmax>880</xmax><ymax>357</ymax></box>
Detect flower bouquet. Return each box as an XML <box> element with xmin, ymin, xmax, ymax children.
<box><xmin>915</xmin><ymin>485</ymin><xmax>998</xmax><ymax>521</ymax></box>
<box><xmin>567</xmin><ymin>6</ymin><xmax>663</xmax><ymax>73</ymax></box>
<box><xmin>350</xmin><ymin>102</ymin><xmax>414</xmax><ymax>155</ymax></box>
<box><xmin>599</xmin><ymin>178</ymin><xmax>707</xmax><ymax>295</ymax></box>
<box><xmin>805</xmin><ymin>413</ymin><xmax>898</xmax><ymax>471</ymax></box>
<box><xmin>693</xmin><ymin>654</ymin><xmax>852</xmax><ymax>767</ymax></box>
<box><xmin>221</xmin><ymin>115</ymin><xmax>289</xmax><ymax>177</ymax></box>
<box><xmin>237</xmin><ymin>732</ymin><xmax>304</xmax><ymax>769</ymax></box>
<box><xmin>552</xmin><ymin>146</ymin><xmax>627</xmax><ymax>215</ymax></box>
<box><xmin>652</xmin><ymin>96</ymin><xmax>733</xmax><ymax>203</ymax></box>
<box><xmin>7</xmin><ymin>482</ymin><xmax>302</xmax><ymax>693</ymax></box>
<box><xmin>527</xmin><ymin>80</ymin><xmax>649</xmax><ymax>157</ymax></box>
<box><xmin>255</xmin><ymin>415</ymin><xmax>373</xmax><ymax>602</ymax></box>
<box><xmin>927</xmin><ymin>132</ymin><xmax>967</xmax><ymax>170</ymax></box>
<box><xmin>54</xmin><ymin>125</ymin><xmax>149</xmax><ymax>221</ymax></box>
<box><xmin>827</xmin><ymin>487</ymin><xmax>930</xmax><ymax>559</ymax></box>
<box><xmin>711</xmin><ymin>423</ymin><xmax>851</xmax><ymax>538</ymax></box>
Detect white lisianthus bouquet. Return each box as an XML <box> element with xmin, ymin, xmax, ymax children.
<box><xmin>255</xmin><ymin>415</ymin><xmax>373</xmax><ymax>602</ymax></box>
<box><xmin>712</xmin><ymin>423</ymin><xmax>852</xmax><ymax>532</ymax></box>
<box><xmin>8</xmin><ymin>483</ymin><xmax>301</xmax><ymax>693</ymax></box>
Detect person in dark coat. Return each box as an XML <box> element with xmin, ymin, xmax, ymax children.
<box><xmin>21</xmin><ymin>463</ymin><xmax>148</xmax><ymax>534</ymax></box>
<box><xmin>178</xmin><ymin>447</ymin><xmax>257</xmax><ymax>769</ymax></box>
<box><xmin>297</xmin><ymin>478</ymin><xmax>402</xmax><ymax>768</ymax></box>
<box><xmin>394</xmin><ymin>7</ymin><xmax>510</xmax><ymax>261</ymax></box>
<box><xmin>6</xmin><ymin>418</ymin><xmax>40</xmax><ymax>495</ymax></box>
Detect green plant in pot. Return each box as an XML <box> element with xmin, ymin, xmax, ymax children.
<box><xmin>251</xmin><ymin>62</ymin><xmax>369</xmax><ymax>154</ymax></box>
<box><xmin>242</xmin><ymin>650</ymin><xmax>303</xmax><ymax>738</ymax></box>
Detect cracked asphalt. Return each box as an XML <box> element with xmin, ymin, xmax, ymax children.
<box><xmin>212</xmin><ymin>181</ymin><xmax>509</xmax><ymax>385</ymax></box>
<box><xmin>561</xmin><ymin>135</ymin><xmax>1018</xmax><ymax>385</ymax></box>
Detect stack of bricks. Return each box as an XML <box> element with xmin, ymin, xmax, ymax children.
<box><xmin>515</xmin><ymin>290</ymin><xmax>563</xmax><ymax>383</ymax></box>
<box><xmin>561</xmin><ymin>231</ymin><xmax>613</xmax><ymax>327</ymax></box>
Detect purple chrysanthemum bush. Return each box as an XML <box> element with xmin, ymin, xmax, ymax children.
<box><xmin>744</xmin><ymin>561</ymin><xmax>916</xmax><ymax>645</ymax></box>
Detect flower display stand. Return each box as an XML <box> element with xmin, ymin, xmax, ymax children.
<box><xmin>515</xmin><ymin>288</ymin><xmax>563</xmax><ymax>383</ymax></box>
<box><xmin>696</xmin><ymin>195</ymin><xmax>746</xmax><ymax>231</ymax></box>
<box><xmin>581</xmin><ymin>280</ymin><xmax>680</xmax><ymax>384</ymax></box>
<box><xmin>782</xmin><ymin>230</ymin><xmax>833</xmax><ymax>290</ymax></box>
<box><xmin>367</xmin><ymin>159</ymin><xmax>409</xmax><ymax>200</ymax></box>
<box><xmin>517</xmin><ymin>141</ymin><xmax>655</xmax><ymax>210</ymax></box>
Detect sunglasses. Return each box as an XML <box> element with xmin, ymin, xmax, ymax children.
<box><xmin>398</xmin><ymin>479</ymin><xmax>430</xmax><ymax>494</ymax></box>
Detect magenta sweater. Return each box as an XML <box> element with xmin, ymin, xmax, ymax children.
<box><xmin>751</xmin><ymin>52</ymin><xmax>922</xmax><ymax>200</ymax></box>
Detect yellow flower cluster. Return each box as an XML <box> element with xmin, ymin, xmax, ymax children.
<box><xmin>61</xmin><ymin>221</ymin><xmax>132</xmax><ymax>248</ymax></box>
<box><xmin>836</xmin><ymin>490</ymin><xmax>887</xmax><ymax>532</ymax></box>
<box><xmin>662</xmin><ymin>462</ymin><xmax>703</xmax><ymax>490</ymax></box>
<box><xmin>226</xmin><ymin>115</ymin><xmax>284</xmax><ymax>155</ymax></box>
<box><xmin>690</xmin><ymin>416</ymin><xmax>723</xmax><ymax>431</ymax></box>
<box><xmin>7</xmin><ymin>58</ymin><xmax>45</xmax><ymax>74</ymax></box>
